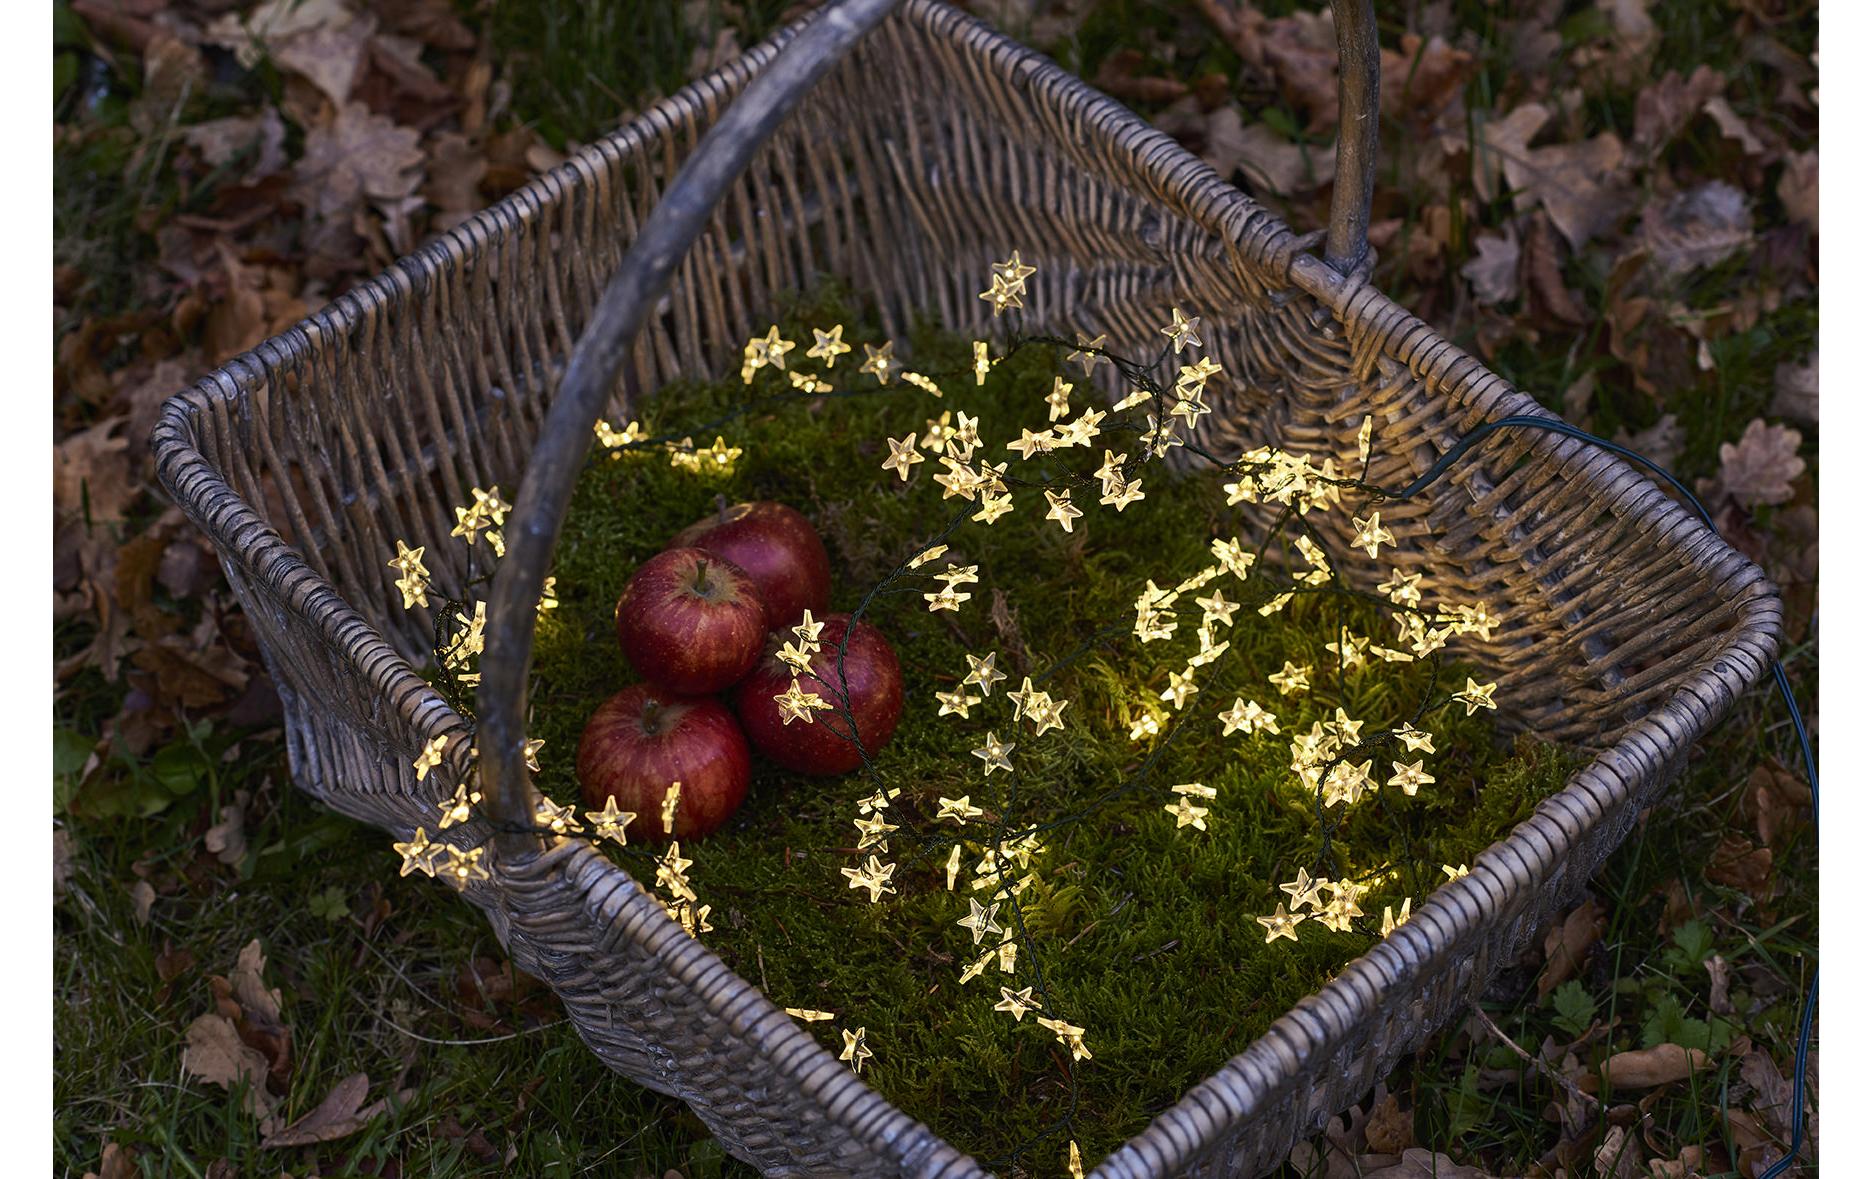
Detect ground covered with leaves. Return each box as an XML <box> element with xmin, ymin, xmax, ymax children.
<box><xmin>54</xmin><ymin>1</ymin><xmax>1816</xmax><ymax>1177</ymax></box>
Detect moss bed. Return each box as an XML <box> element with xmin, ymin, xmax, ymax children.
<box><xmin>507</xmin><ymin>289</ymin><xmax>1574</xmax><ymax>1168</ymax></box>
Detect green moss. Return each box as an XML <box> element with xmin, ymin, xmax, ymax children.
<box><xmin>521</xmin><ymin>290</ymin><xmax>1576</xmax><ymax>1167</ymax></box>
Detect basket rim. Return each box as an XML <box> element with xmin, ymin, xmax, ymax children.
<box><xmin>150</xmin><ymin>1</ymin><xmax>1785</xmax><ymax>1174</ymax></box>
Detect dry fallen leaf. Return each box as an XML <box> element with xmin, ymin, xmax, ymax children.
<box><xmin>205</xmin><ymin>798</ymin><xmax>248</xmax><ymax>866</ymax></box>
<box><xmin>1604</xmin><ymin>1043</ymin><xmax>1709</xmax><ymax>1089</ymax></box>
<box><xmin>130</xmin><ymin>880</ymin><xmax>155</xmax><ymax>926</ymax></box>
<box><xmin>1611</xmin><ymin>412</ymin><xmax>1685</xmax><ymax>472</ymax></box>
<box><xmin>54</xmin><ymin>418</ymin><xmax>138</xmax><ymax>523</ymax></box>
<box><xmin>1777</xmin><ymin>149</ymin><xmax>1818</xmax><ymax>234</ymax></box>
<box><xmin>1771</xmin><ymin>353</ymin><xmax>1818</xmax><ymax>425</ymax></box>
<box><xmin>1703</xmin><ymin>95</ymin><xmax>1767</xmax><ymax>158</ymax></box>
<box><xmin>1745</xmin><ymin>759</ymin><xmax>1812</xmax><ymax>851</ymax></box>
<box><xmin>1461</xmin><ymin>226</ymin><xmax>1520</xmax><ymax>306</ymax></box>
<box><xmin>1641</xmin><ymin>181</ymin><xmax>1752</xmax><ymax>277</ymax></box>
<box><xmin>1632</xmin><ymin>66</ymin><xmax>1725</xmax><ymax>155</ymax></box>
<box><xmin>1362</xmin><ymin>1147</ymin><xmax>1501</xmax><ymax>1179</ymax></box>
<box><xmin>260</xmin><ymin>1072</ymin><xmax>409</xmax><ymax>1148</ymax></box>
<box><xmin>1705</xmin><ymin>832</ymin><xmax>1775</xmax><ymax>901</ymax></box>
<box><xmin>182</xmin><ymin>1012</ymin><xmax>278</xmax><ymax>1119</ymax></box>
<box><xmin>207</xmin><ymin>0</ymin><xmax>375</xmax><ymax>107</ymax></box>
<box><xmin>1539</xmin><ymin>898</ymin><xmax>1606</xmax><ymax>999</ymax></box>
<box><xmin>291</xmin><ymin>102</ymin><xmax>426</xmax><ymax>224</ymax></box>
<box><xmin>1717</xmin><ymin>419</ymin><xmax>1805</xmax><ymax>508</ymax></box>
<box><xmin>182</xmin><ymin>108</ymin><xmax>290</xmax><ymax>185</ymax></box>
<box><xmin>1365</xmin><ymin>1089</ymin><xmax>1415</xmax><ymax>1155</ymax></box>
<box><xmin>1705</xmin><ymin>953</ymin><xmax>1734</xmax><ymax>1017</ymax></box>
<box><xmin>83</xmin><ymin>1140</ymin><xmax>136</xmax><ymax>1179</ymax></box>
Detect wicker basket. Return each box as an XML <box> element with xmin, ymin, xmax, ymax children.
<box><xmin>151</xmin><ymin>2</ymin><xmax>1781</xmax><ymax>1175</ymax></box>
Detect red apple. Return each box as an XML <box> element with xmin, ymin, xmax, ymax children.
<box><xmin>576</xmin><ymin>683</ymin><xmax>752</xmax><ymax>840</ymax></box>
<box><xmin>733</xmin><ymin>612</ymin><xmax>903</xmax><ymax>776</ymax></box>
<box><xmin>616</xmin><ymin>547</ymin><xmax>767</xmax><ymax>695</ymax></box>
<box><xmin>668</xmin><ymin>500</ymin><xmax>832</xmax><ymax>630</ymax></box>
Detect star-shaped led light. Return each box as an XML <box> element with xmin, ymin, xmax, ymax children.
<box><xmin>1037</xmin><ymin>1016</ymin><xmax>1092</xmax><ymax>1061</ymax></box>
<box><xmin>935</xmin><ymin>687</ymin><xmax>981</xmax><ymax>718</ymax></box>
<box><xmin>1278</xmin><ymin>869</ymin><xmax>1327</xmax><ymax>911</ymax></box>
<box><xmin>854</xmin><ymin>788</ymin><xmax>899</xmax><ymax>816</ymax></box>
<box><xmin>1006</xmin><ymin>427</ymin><xmax>1054</xmax><ymax>460</ymax></box>
<box><xmin>979</xmin><ymin>272</ymin><xmax>1024</xmax><ymax>314</ymax></box>
<box><xmin>1069</xmin><ymin>1141</ymin><xmax>1085</xmax><ymax>1179</ymax></box>
<box><xmin>1044</xmin><ymin>489</ymin><xmax>1082</xmax><ymax>533</ymax></box>
<box><xmin>1268</xmin><ymin>661</ymin><xmax>1311</xmax><ymax>696</ymax></box>
<box><xmin>973</xmin><ymin>340</ymin><xmax>990</xmax><ymax>385</ymax></box>
<box><xmin>962</xmin><ymin>651</ymin><xmax>1008</xmax><ymax>692</ymax></box>
<box><xmin>971</xmin><ymin>731</ymin><xmax>1015</xmax><ymax>776</ymax></box>
<box><xmin>1218</xmin><ymin>697</ymin><xmax>1279</xmax><ymax>737</ymax></box>
<box><xmin>392</xmin><ymin>828</ymin><xmax>438</xmax><ymax>877</ymax></box>
<box><xmin>1392</xmin><ymin>726</ymin><xmax>1437</xmax><ymax>753</ymax></box>
<box><xmin>1388</xmin><ymin>760</ymin><xmax>1435</xmax><ymax>796</ymax></box>
<box><xmin>973</xmin><ymin>491</ymin><xmax>1015</xmax><ymax>524</ymax></box>
<box><xmin>957</xmin><ymin>897</ymin><xmax>1004</xmax><ymax>946</ymax></box>
<box><xmin>1351</xmin><ymin>512</ymin><xmax>1396</xmax><ymax>559</ymax></box>
<box><xmin>994</xmin><ymin>985</ymin><xmax>1038</xmax><ymax>1022</ymax></box>
<box><xmin>991</xmin><ymin>250</ymin><xmax>1036</xmax><ymax>289</ymax></box>
<box><xmin>1453</xmin><ymin>678</ymin><xmax>1498</xmax><ymax>715</ymax></box>
<box><xmin>1164</xmin><ymin>795</ymin><xmax>1210</xmax><ymax>830</ymax></box>
<box><xmin>807</xmin><ymin>324</ymin><xmax>850</xmax><ymax>367</ymax></box>
<box><xmin>1442</xmin><ymin>863</ymin><xmax>1470</xmax><ymax>881</ymax></box>
<box><xmin>1055</xmin><ymin>407</ymin><xmax>1105</xmax><ymax>448</ymax></box>
<box><xmin>1068</xmin><ymin>332</ymin><xmax>1107</xmax><ymax>376</ymax></box>
<box><xmin>859</xmin><ymin>340</ymin><xmax>897</xmax><ymax>384</ymax></box>
<box><xmin>840</xmin><ymin>854</ymin><xmax>899</xmax><ymax>903</ymax></box>
<box><xmin>839</xmin><ymin>1026</ymin><xmax>873</xmax><ymax>1074</ymax></box>
<box><xmin>945</xmin><ymin>843</ymin><xmax>963</xmax><ymax>891</ymax></box>
<box><xmin>959</xmin><ymin>949</ymin><xmax>994</xmax><ymax>984</ymax></box>
<box><xmin>655</xmin><ymin>842</ymin><xmax>695</xmax><ymax>901</ymax></box>
<box><xmin>1160</xmin><ymin>667</ymin><xmax>1198</xmax><ymax>710</ymax></box>
<box><xmin>439</xmin><ymin>844</ymin><xmax>489</xmax><ymax>890</ymax></box>
<box><xmin>1380</xmin><ymin>898</ymin><xmax>1413</xmax><ymax>936</ymax></box>
<box><xmin>436</xmin><ymin>781</ymin><xmax>480</xmax><ymax>829</ymax></box>
<box><xmin>1100</xmin><ymin>478</ymin><xmax>1144</xmax><ymax>511</ymax></box>
<box><xmin>1211</xmin><ymin>537</ymin><xmax>1255</xmax><ymax>579</ymax></box>
<box><xmin>388</xmin><ymin>539</ymin><xmax>429</xmax><ymax>580</ymax></box>
<box><xmin>903</xmin><ymin>371</ymin><xmax>943</xmax><ymax>398</ymax></box>
<box><xmin>924</xmin><ymin>584</ymin><xmax>970</xmax><ymax>612</ymax></box>
<box><xmin>1378</xmin><ymin>568</ymin><xmax>1423</xmax><ymax>608</ymax></box>
<box><xmin>584</xmin><ymin>797</ymin><xmax>637</xmax><ymax>844</ymax></box>
<box><xmin>1043</xmin><ymin>376</ymin><xmax>1074</xmax><ymax>422</ymax></box>
<box><xmin>1256</xmin><ymin>903</ymin><xmax>1301</xmax><ymax>943</ymax></box>
<box><xmin>785</xmin><ymin>1007</ymin><xmax>835</xmax><ymax>1022</ymax></box>
<box><xmin>774</xmin><ymin>678</ymin><xmax>833</xmax><ymax>725</ymax></box>
<box><xmin>533</xmin><ymin>796</ymin><xmax>584</xmax><ymax>836</ymax></box>
<box><xmin>1160</xmin><ymin>306</ymin><xmax>1202</xmax><ymax>353</ymax></box>
<box><xmin>880</xmin><ymin>432</ymin><xmax>924</xmax><ymax>481</ymax></box>
<box><xmin>936</xmin><ymin>795</ymin><xmax>986</xmax><ymax>825</ymax></box>
<box><xmin>751</xmin><ymin>325</ymin><xmax>795</xmax><ymax>371</ymax></box>
<box><xmin>1194</xmin><ymin>590</ymin><xmax>1240</xmax><ymax>628</ymax></box>
<box><xmin>659</xmin><ymin>780</ymin><xmax>683</xmax><ymax>835</ymax></box>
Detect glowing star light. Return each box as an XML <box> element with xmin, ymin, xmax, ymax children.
<box><xmin>435</xmin><ymin>781</ymin><xmax>481</xmax><ymax>829</ymax></box>
<box><xmin>1269</xmin><ymin>662</ymin><xmax>1310</xmax><ymax>696</ymax></box>
<box><xmin>659</xmin><ymin>781</ymin><xmax>683</xmax><ymax>834</ymax></box>
<box><xmin>994</xmin><ymin>986</ymin><xmax>1038</xmax><ymax>1022</ymax></box>
<box><xmin>533</xmin><ymin>796</ymin><xmax>584</xmax><ymax>836</ymax></box>
<box><xmin>1256</xmin><ymin>903</ymin><xmax>1302</xmax><ymax>943</ymax></box>
<box><xmin>1164</xmin><ymin>794</ymin><xmax>1210</xmax><ymax>831</ymax></box>
<box><xmin>413</xmin><ymin>734</ymin><xmax>449</xmax><ymax>780</ymax></box>
<box><xmin>839</xmin><ymin>1026</ymin><xmax>873</xmax><ymax>1074</ymax></box>
<box><xmin>973</xmin><ymin>340</ymin><xmax>990</xmax><ymax>385</ymax></box>
<box><xmin>1100</xmin><ymin>478</ymin><xmax>1144</xmax><ymax>512</ymax></box>
<box><xmin>439</xmin><ymin>845</ymin><xmax>489</xmax><ymax>890</ymax></box>
<box><xmin>935</xmin><ymin>687</ymin><xmax>982</xmax><ymax>718</ymax></box>
<box><xmin>1381</xmin><ymin>898</ymin><xmax>1413</xmax><ymax>936</ymax></box>
<box><xmin>963</xmin><ymin>651</ymin><xmax>1008</xmax><ymax>692</ymax></box>
<box><xmin>785</xmin><ymin>1007</ymin><xmax>835</xmax><ymax>1022</ymax></box>
<box><xmin>936</xmin><ymin>795</ymin><xmax>986</xmax><ymax>824</ymax></box>
<box><xmin>585</xmin><ymin>797</ymin><xmax>637</xmax><ymax>844</ymax></box>
<box><xmin>1044</xmin><ymin>489</ymin><xmax>1083</xmax><ymax>533</ymax></box>
<box><xmin>1278</xmin><ymin>869</ymin><xmax>1327</xmax><ymax>910</ymax></box>
<box><xmin>853</xmin><ymin>812</ymin><xmax>898</xmax><ymax>851</ymax></box>
<box><xmin>1442</xmin><ymin>863</ymin><xmax>1471</xmax><ymax>881</ymax></box>
<box><xmin>1351</xmin><ymin>512</ymin><xmax>1396</xmax><ymax>559</ymax></box>
<box><xmin>945</xmin><ymin>843</ymin><xmax>963</xmax><ymax>890</ymax></box>
<box><xmin>1219</xmin><ymin>697</ymin><xmax>1278</xmax><ymax>737</ymax></box>
<box><xmin>1069</xmin><ymin>1141</ymin><xmax>1085</xmax><ymax>1179</ymax></box>
<box><xmin>859</xmin><ymin>341</ymin><xmax>897</xmax><ymax>384</ymax></box>
<box><xmin>957</xmin><ymin>897</ymin><xmax>1004</xmax><ymax>946</ymax></box>
<box><xmin>880</xmin><ymin>432</ymin><xmax>924</xmax><ymax>481</ymax></box>
<box><xmin>1211</xmin><ymin>536</ymin><xmax>1256</xmax><ymax>579</ymax></box>
<box><xmin>1161</xmin><ymin>307</ymin><xmax>1202</xmax><ymax>353</ymax></box>
<box><xmin>806</xmin><ymin>324</ymin><xmax>850</xmax><ymax>367</ymax></box>
<box><xmin>1388</xmin><ymin>760</ymin><xmax>1435</xmax><ymax>796</ymax></box>
<box><xmin>1393</xmin><ymin>726</ymin><xmax>1437</xmax><ymax>754</ymax></box>
<box><xmin>971</xmin><ymin>731</ymin><xmax>1016</xmax><ymax>776</ymax></box>
<box><xmin>1037</xmin><ymin>1016</ymin><xmax>1092</xmax><ymax>1061</ymax></box>
<box><xmin>1068</xmin><ymin>332</ymin><xmax>1107</xmax><ymax>376</ymax></box>
<box><xmin>392</xmin><ymin>828</ymin><xmax>438</xmax><ymax>877</ymax></box>
<box><xmin>775</xmin><ymin>678</ymin><xmax>832</xmax><ymax>725</ymax></box>
<box><xmin>1044</xmin><ymin>376</ymin><xmax>1074</xmax><ymax>421</ymax></box>
<box><xmin>1160</xmin><ymin>668</ymin><xmax>1198</xmax><ymax>710</ymax></box>
<box><xmin>840</xmin><ymin>854</ymin><xmax>899</xmax><ymax>902</ymax></box>
<box><xmin>1007</xmin><ymin>427</ymin><xmax>1054</xmax><ymax>460</ymax></box>
<box><xmin>990</xmin><ymin>250</ymin><xmax>1036</xmax><ymax>289</ymax></box>
<box><xmin>1453</xmin><ymin>678</ymin><xmax>1499</xmax><ymax>715</ymax></box>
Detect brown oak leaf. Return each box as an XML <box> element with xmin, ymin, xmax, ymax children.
<box><xmin>1603</xmin><ymin>1044</ymin><xmax>1709</xmax><ymax>1089</ymax></box>
<box><xmin>1717</xmin><ymin>419</ymin><xmax>1804</xmax><ymax>508</ymax></box>
<box><xmin>1461</xmin><ymin>226</ymin><xmax>1520</xmax><ymax>306</ymax></box>
<box><xmin>259</xmin><ymin>1073</ymin><xmax>410</xmax><ymax>1148</ymax></box>
<box><xmin>1538</xmin><ymin>897</ymin><xmax>1606</xmax><ymax>999</ymax></box>
<box><xmin>291</xmin><ymin>102</ymin><xmax>426</xmax><ymax>224</ymax></box>
<box><xmin>182</xmin><ymin>1012</ymin><xmax>278</xmax><ymax>1119</ymax></box>
<box><xmin>1641</xmin><ymin>182</ymin><xmax>1752</xmax><ymax>277</ymax></box>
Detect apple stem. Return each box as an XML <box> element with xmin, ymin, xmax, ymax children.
<box><xmin>693</xmin><ymin>558</ymin><xmax>712</xmax><ymax>594</ymax></box>
<box><xmin>714</xmin><ymin>493</ymin><xmax>729</xmax><ymax>525</ymax></box>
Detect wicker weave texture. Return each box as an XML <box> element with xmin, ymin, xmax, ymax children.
<box><xmin>151</xmin><ymin>3</ymin><xmax>1780</xmax><ymax>1176</ymax></box>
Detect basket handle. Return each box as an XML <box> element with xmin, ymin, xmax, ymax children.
<box><xmin>474</xmin><ymin>0</ymin><xmax>1380</xmax><ymax>850</ymax></box>
<box><xmin>475</xmin><ymin>0</ymin><xmax>906</xmax><ymax>850</ymax></box>
<box><xmin>1324</xmin><ymin>0</ymin><xmax>1380</xmax><ymax>277</ymax></box>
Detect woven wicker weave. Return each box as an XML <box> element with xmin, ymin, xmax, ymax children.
<box><xmin>151</xmin><ymin>3</ymin><xmax>1781</xmax><ymax>1175</ymax></box>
